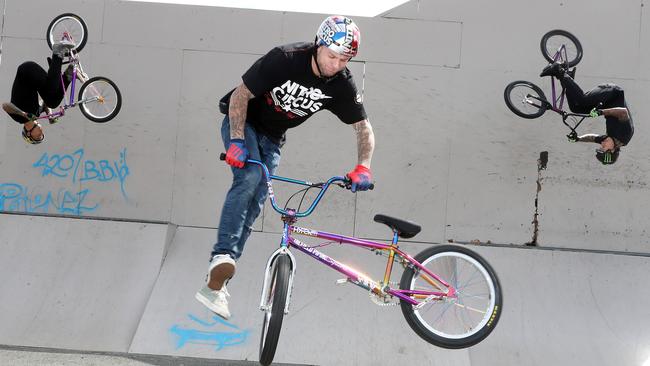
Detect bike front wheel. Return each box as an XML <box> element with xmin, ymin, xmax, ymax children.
<box><xmin>259</xmin><ymin>254</ymin><xmax>291</xmax><ymax>366</ymax></box>
<box><xmin>540</xmin><ymin>29</ymin><xmax>583</xmax><ymax>67</ymax></box>
<box><xmin>400</xmin><ymin>245</ymin><xmax>502</xmax><ymax>349</ymax></box>
<box><xmin>78</xmin><ymin>77</ymin><xmax>122</xmax><ymax>123</ymax></box>
<box><xmin>47</xmin><ymin>13</ymin><xmax>88</xmax><ymax>52</ymax></box>
<box><xmin>504</xmin><ymin>80</ymin><xmax>548</xmax><ymax>119</ymax></box>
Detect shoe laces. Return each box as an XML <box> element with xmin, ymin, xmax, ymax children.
<box><xmin>220</xmin><ymin>285</ymin><xmax>230</xmax><ymax>297</ymax></box>
<box><xmin>208</xmin><ymin>284</ymin><xmax>230</xmax><ymax>300</ymax></box>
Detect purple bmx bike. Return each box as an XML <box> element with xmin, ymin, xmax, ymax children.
<box><xmin>504</xmin><ymin>30</ymin><xmax>598</xmax><ymax>140</ymax></box>
<box><xmin>219</xmin><ymin>155</ymin><xmax>503</xmax><ymax>365</ymax></box>
<box><xmin>4</xmin><ymin>14</ymin><xmax>121</xmax><ymax>124</ymax></box>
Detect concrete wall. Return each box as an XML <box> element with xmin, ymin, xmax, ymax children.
<box><xmin>1</xmin><ymin>0</ymin><xmax>647</xmax><ymax>250</ymax></box>
<box><xmin>1</xmin><ymin>0</ymin><xmax>649</xmax><ymax>365</ymax></box>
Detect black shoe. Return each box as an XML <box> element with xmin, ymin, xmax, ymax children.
<box><xmin>540</xmin><ymin>62</ymin><xmax>566</xmax><ymax>77</ymax></box>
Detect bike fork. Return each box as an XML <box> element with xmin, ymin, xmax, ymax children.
<box><xmin>259</xmin><ymin>247</ymin><xmax>297</xmax><ymax>315</ymax></box>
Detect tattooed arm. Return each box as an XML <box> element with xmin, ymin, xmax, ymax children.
<box><xmin>601</xmin><ymin>107</ymin><xmax>629</xmax><ymax>121</ymax></box>
<box><xmin>228</xmin><ymin>83</ymin><xmax>255</xmax><ymax>139</ymax></box>
<box><xmin>352</xmin><ymin>119</ymin><xmax>375</xmax><ymax>167</ymax></box>
<box><xmin>576</xmin><ymin>133</ymin><xmax>601</xmax><ymax>143</ymax></box>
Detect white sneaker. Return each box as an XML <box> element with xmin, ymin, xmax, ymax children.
<box><xmin>207</xmin><ymin>254</ymin><xmax>236</xmax><ymax>290</ymax></box>
<box><xmin>195</xmin><ymin>254</ymin><xmax>236</xmax><ymax>319</ymax></box>
<box><xmin>195</xmin><ymin>284</ymin><xmax>231</xmax><ymax>319</ymax></box>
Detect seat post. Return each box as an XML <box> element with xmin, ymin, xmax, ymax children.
<box><xmin>382</xmin><ymin>231</ymin><xmax>400</xmax><ymax>287</ymax></box>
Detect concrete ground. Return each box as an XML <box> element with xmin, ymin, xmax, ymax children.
<box><xmin>0</xmin><ymin>345</ymin><xmax>303</xmax><ymax>366</ymax></box>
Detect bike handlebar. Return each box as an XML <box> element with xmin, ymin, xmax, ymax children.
<box><xmin>219</xmin><ymin>153</ymin><xmax>374</xmax><ymax>217</ymax></box>
<box><xmin>562</xmin><ymin>110</ymin><xmax>600</xmax><ymax>119</ymax></box>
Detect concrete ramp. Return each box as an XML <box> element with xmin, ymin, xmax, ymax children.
<box><xmin>0</xmin><ymin>214</ymin><xmax>170</xmax><ymax>352</ymax></box>
<box><xmin>2</xmin><ymin>215</ymin><xmax>650</xmax><ymax>365</ymax></box>
<box><xmin>470</xmin><ymin>246</ymin><xmax>650</xmax><ymax>366</ymax></box>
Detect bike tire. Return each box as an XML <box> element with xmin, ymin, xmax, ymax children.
<box><xmin>399</xmin><ymin>245</ymin><xmax>502</xmax><ymax>349</ymax></box>
<box><xmin>540</xmin><ymin>29</ymin><xmax>583</xmax><ymax>67</ymax></box>
<box><xmin>78</xmin><ymin>76</ymin><xmax>122</xmax><ymax>123</ymax></box>
<box><xmin>46</xmin><ymin>13</ymin><xmax>88</xmax><ymax>52</ymax></box>
<box><xmin>504</xmin><ymin>80</ymin><xmax>548</xmax><ymax>119</ymax></box>
<box><xmin>259</xmin><ymin>254</ymin><xmax>291</xmax><ymax>366</ymax></box>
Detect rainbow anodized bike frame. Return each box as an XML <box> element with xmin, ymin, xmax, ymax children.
<box><xmin>252</xmin><ymin>158</ymin><xmax>456</xmax><ymax>314</ymax></box>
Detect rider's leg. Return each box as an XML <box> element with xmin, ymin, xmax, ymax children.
<box><xmin>9</xmin><ymin>62</ymin><xmax>44</xmax><ymax>123</ymax></box>
<box><xmin>9</xmin><ymin>62</ymin><xmax>47</xmax><ymax>142</ymax></box>
<box><xmin>39</xmin><ymin>55</ymin><xmax>69</xmax><ymax>108</ymax></box>
<box><xmin>558</xmin><ymin>74</ymin><xmax>620</xmax><ymax>114</ymax></box>
<box><xmin>198</xmin><ymin>117</ymin><xmax>274</xmax><ymax>318</ymax></box>
<box><xmin>211</xmin><ymin>116</ymin><xmax>268</xmax><ymax>262</ymax></box>
<box><xmin>40</xmin><ymin>36</ymin><xmax>77</xmax><ymax>108</ymax></box>
<box><xmin>235</xmin><ymin>134</ymin><xmax>281</xmax><ymax>254</ymax></box>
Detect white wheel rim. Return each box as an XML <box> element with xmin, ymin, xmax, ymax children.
<box><xmin>411</xmin><ymin>251</ymin><xmax>497</xmax><ymax>339</ymax></box>
<box><xmin>81</xmin><ymin>80</ymin><xmax>118</xmax><ymax>119</ymax></box>
<box><xmin>50</xmin><ymin>16</ymin><xmax>85</xmax><ymax>50</ymax></box>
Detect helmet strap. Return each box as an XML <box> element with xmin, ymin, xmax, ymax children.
<box><xmin>311</xmin><ymin>44</ymin><xmax>338</xmax><ymax>83</ymax></box>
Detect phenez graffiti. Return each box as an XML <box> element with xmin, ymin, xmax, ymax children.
<box><xmin>0</xmin><ymin>148</ymin><xmax>130</xmax><ymax>215</ymax></box>
<box><xmin>0</xmin><ymin>183</ymin><xmax>97</xmax><ymax>215</ymax></box>
<box><xmin>170</xmin><ymin>314</ymin><xmax>250</xmax><ymax>350</ymax></box>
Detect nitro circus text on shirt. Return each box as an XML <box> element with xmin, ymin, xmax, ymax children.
<box><xmin>269</xmin><ymin>80</ymin><xmax>332</xmax><ymax>117</ymax></box>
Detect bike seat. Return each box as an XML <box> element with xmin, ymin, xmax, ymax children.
<box><xmin>373</xmin><ymin>214</ymin><xmax>421</xmax><ymax>239</ymax></box>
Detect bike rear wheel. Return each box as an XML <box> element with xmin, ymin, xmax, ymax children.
<box><xmin>504</xmin><ymin>80</ymin><xmax>548</xmax><ymax>119</ymax></box>
<box><xmin>78</xmin><ymin>77</ymin><xmax>122</xmax><ymax>123</ymax></box>
<box><xmin>47</xmin><ymin>13</ymin><xmax>88</xmax><ymax>52</ymax></box>
<box><xmin>540</xmin><ymin>29</ymin><xmax>583</xmax><ymax>67</ymax></box>
<box><xmin>259</xmin><ymin>254</ymin><xmax>290</xmax><ymax>366</ymax></box>
<box><xmin>400</xmin><ymin>245</ymin><xmax>502</xmax><ymax>349</ymax></box>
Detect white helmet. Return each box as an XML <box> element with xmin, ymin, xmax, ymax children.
<box><xmin>315</xmin><ymin>15</ymin><xmax>360</xmax><ymax>58</ymax></box>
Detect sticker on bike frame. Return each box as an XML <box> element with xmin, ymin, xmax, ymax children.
<box><xmin>290</xmin><ymin>226</ymin><xmax>318</xmax><ymax>237</ymax></box>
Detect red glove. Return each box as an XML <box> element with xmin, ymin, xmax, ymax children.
<box><xmin>346</xmin><ymin>165</ymin><xmax>372</xmax><ymax>192</ymax></box>
<box><xmin>225</xmin><ymin>139</ymin><xmax>248</xmax><ymax>168</ymax></box>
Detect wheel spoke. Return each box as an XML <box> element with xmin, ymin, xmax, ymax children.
<box><xmin>452</xmin><ymin>302</ymin><xmax>488</xmax><ymax>315</ymax></box>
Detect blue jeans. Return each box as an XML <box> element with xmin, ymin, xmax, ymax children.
<box><xmin>211</xmin><ymin>116</ymin><xmax>281</xmax><ymax>260</ymax></box>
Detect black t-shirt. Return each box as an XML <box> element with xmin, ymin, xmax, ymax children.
<box><xmin>606</xmin><ymin>113</ymin><xmax>634</xmax><ymax>146</ymax></box>
<box><xmin>597</xmin><ymin>84</ymin><xmax>634</xmax><ymax>145</ymax></box>
<box><xmin>605</xmin><ymin>103</ymin><xmax>634</xmax><ymax>146</ymax></box>
<box><xmin>220</xmin><ymin>42</ymin><xmax>367</xmax><ymax>142</ymax></box>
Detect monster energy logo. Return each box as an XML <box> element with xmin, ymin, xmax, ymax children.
<box><xmin>604</xmin><ymin>152</ymin><xmax>612</xmax><ymax>163</ymax></box>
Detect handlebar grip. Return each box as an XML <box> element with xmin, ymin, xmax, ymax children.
<box><xmin>343</xmin><ymin>179</ymin><xmax>375</xmax><ymax>191</ymax></box>
<box><xmin>219</xmin><ymin>153</ymin><xmax>226</xmax><ymax>161</ymax></box>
